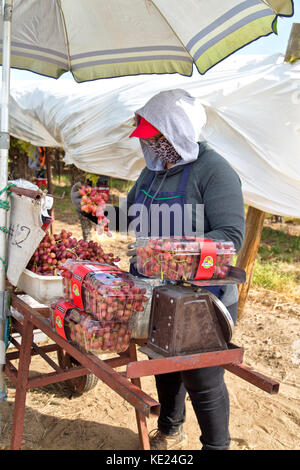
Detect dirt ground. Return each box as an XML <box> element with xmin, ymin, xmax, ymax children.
<box><xmin>0</xmin><ymin>222</ymin><xmax>299</xmax><ymax>451</ymax></box>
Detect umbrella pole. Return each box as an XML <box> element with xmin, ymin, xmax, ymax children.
<box><xmin>0</xmin><ymin>0</ymin><xmax>13</xmax><ymax>401</ymax></box>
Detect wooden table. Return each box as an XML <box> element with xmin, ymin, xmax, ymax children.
<box><xmin>4</xmin><ymin>291</ymin><xmax>279</xmax><ymax>450</ymax></box>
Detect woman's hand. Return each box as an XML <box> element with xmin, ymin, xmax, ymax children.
<box><xmin>70</xmin><ymin>182</ymin><xmax>82</xmax><ymax>211</ymax></box>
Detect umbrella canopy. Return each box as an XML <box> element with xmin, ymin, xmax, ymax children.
<box><xmin>0</xmin><ymin>0</ymin><xmax>294</xmax><ymax>82</ymax></box>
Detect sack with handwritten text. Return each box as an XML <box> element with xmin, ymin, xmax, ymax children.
<box><xmin>6</xmin><ymin>181</ymin><xmax>52</xmax><ymax>286</ymax></box>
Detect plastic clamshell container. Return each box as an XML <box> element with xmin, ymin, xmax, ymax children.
<box><xmin>129</xmin><ymin>301</ymin><xmax>151</xmax><ymax>340</ymax></box>
<box><xmin>213</xmin><ymin>240</ymin><xmax>236</xmax><ymax>279</ymax></box>
<box><xmin>69</xmin><ymin>314</ymin><xmax>131</xmax><ymax>354</ymax></box>
<box><xmin>61</xmin><ymin>260</ymin><xmax>152</xmax><ymax>323</ymax></box>
<box><xmin>130</xmin><ymin>278</ymin><xmax>163</xmax><ymax>339</ymax></box>
<box><xmin>50</xmin><ymin>301</ymin><xmax>131</xmax><ymax>354</ymax></box>
<box><xmin>17</xmin><ymin>268</ymin><xmax>64</xmax><ymax>304</ymax></box>
<box><xmin>136</xmin><ymin>238</ymin><xmax>235</xmax><ymax>281</ymax></box>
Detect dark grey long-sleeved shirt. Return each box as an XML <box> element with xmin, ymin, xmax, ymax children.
<box><xmin>127</xmin><ymin>141</ymin><xmax>245</xmax><ymax>251</ymax></box>
<box><xmin>125</xmin><ymin>141</ymin><xmax>245</xmax><ymax>307</ymax></box>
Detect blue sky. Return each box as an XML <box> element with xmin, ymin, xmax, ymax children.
<box><xmin>238</xmin><ymin>1</ymin><xmax>299</xmax><ymax>55</ymax></box>
<box><xmin>6</xmin><ymin>1</ymin><xmax>300</xmax><ymax>81</ymax></box>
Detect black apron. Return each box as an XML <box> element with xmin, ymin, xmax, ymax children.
<box><xmin>130</xmin><ymin>163</ymin><xmax>223</xmax><ymax>299</ymax></box>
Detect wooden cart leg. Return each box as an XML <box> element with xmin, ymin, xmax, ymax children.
<box><xmin>10</xmin><ymin>319</ymin><xmax>33</xmax><ymax>450</ymax></box>
<box><xmin>128</xmin><ymin>343</ymin><xmax>151</xmax><ymax>450</ymax></box>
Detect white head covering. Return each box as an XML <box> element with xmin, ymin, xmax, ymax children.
<box><xmin>135</xmin><ymin>89</ymin><xmax>207</xmax><ymax>170</ymax></box>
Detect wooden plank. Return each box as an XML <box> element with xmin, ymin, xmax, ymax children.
<box><xmin>126</xmin><ymin>345</ymin><xmax>244</xmax><ymax>379</ymax></box>
<box><xmin>10</xmin><ymin>318</ymin><xmax>34</xmax><ymax>450</ymax></box>
<box><xmin>4</xmin><ymin>360</ymin><xmax>18</xmax><ymax>386</ymax></box>
<box><xmin>224</xmin><ymin>363</ymin><xmax>279</xmax><ymax>394</ymax></box>
<box><xmin>128</xmin><ymin>343</ymin><xmax>152</xmax><ymax>451</ymax></box>
<box><xmin>27</xmin><ymin>366</ymin><xmax>90</xmax><ymax>389</ymax></box>
<box><xmin>10</xmin><ymin>186</ymin><xmax>42</xmax><ymax>200</ymax></box>
<box><xmin>10</xmin><ymin>293</ymin><xmax>160</xmax><ymax>418</ymax></box>
<box><xmin>284</xmin><ymin>23</ymin><xmax>300</xmax><ymax>63</ymax></box>
<box><xmin>6</xmin><ymin>342</ymin><xmax>59</xmax><ymax>360</ymax></box>
<box><xmin>31</xmin><ymin>342</ymin><xmax>63</xmax><ymax>373</ymax></box>
<box><xmin>236</xmin><ymin>206</ymin><xmax>265</xmax><ymax>318</ymax></box>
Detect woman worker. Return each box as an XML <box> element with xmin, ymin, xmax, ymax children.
<box><xmin>71</xmin><ymin>89</ymin><xmax>245</xmax><ymax>450</ymax></box>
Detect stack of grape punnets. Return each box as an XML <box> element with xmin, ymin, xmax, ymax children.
<box><xmin>136</xmin><ymin>238</ymin><xmax>235</xmax><ymax>281</ymax></box>
<box><xmin>57</xmin><ymin>261</ymin><xmax>151</xmax><ymax>354</ymax></box>
<box><xmin>27</xmin><ymin>230</ymin><xmax>120</xmax><ymax>276</ymax></box>
<box><xmin>79</xmin><ymin>185</ymin><xmax>111</xmax><ymax>236</ymax></box>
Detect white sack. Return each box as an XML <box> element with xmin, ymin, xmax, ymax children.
<box><xmin>7</xmin><ymin>53</ymin><xmax>300</xmax><ymax>217</ymax></box>
<box><xmin>6</xmin><ymin>192</ymin><xmax>46</xmax><ymax>286</ymax></box>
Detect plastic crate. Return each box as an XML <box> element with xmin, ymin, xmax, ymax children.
<box><xmin>17</xmin><ymin>268</ymin><xmax>64</xmax><ymax>304</ymax></box>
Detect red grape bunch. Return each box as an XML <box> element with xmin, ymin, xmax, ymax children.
<box><xmin>28</xmin><ymin>229</ymin><xmax>120</xmax><ymax>276</ymax></box>
<box><xmin>79</xmin><ymin>185</ymin><xmax>111</xmax><ymax>237</ymax></box>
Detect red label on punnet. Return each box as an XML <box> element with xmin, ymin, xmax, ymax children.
<box><xmin>96</xmin><ymin>185</ymin><xmax>110</xmax><ymax>197</ymax></box>
<box><xmin>194</xmin><ymin>239</ymin><xmax>217</xmax><ymax>280</ymax></box>
<box><xmin>54</xmin><ymin>300</ymin><xmax>74</xmax><ymax>340</ymax></box>
<box><xmin>71</xmin><ymin>264</ymin><xmax>98</xmax><ymax>309</ymax></box>
<box><xmin>70</xmin><ymin>263</ymin><xmax>121</xmax><ymax>308</ymax></box>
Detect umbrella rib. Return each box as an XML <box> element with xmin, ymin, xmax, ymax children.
<box><xmin>56</xmin><ymin>0</ymin><xmax>71</xmax><ymax>72</ymax></box>
<box><xmin>147</xmin><ymin>0</ymin><xmax>190</xmax><ymax>59</ymax></box>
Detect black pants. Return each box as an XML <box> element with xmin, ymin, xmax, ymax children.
<box><xmin>154</xmin><ymin>302</ymin><xmax>238</xmax><ymax>450</ymax></box>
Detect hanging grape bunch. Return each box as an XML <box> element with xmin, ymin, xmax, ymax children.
<box><xmin>79</xmin><ymin>185</ymin><xmax>111</xmax><ymax>237</ymax></box>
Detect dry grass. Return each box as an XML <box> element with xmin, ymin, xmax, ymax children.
<box><xmin>247</xmin><ymin>287</ymin><xmax>300</xmax><ymax>316</ymax></box>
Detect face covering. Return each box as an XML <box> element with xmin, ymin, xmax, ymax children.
<box><xmin>142</xmin><ymin>137</ymin><xmax>182</xmax><ymax>167</ymax></box>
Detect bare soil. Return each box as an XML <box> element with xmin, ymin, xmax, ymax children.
<box><xmin>0</xmin><ymin>223</ymin><xmax>299</xmax><ymax>451</ymax></box>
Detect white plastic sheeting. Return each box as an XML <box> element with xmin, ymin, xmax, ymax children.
<box><xmin>7</xmin><ymin>54</ymin><xmax>300</xmax><ymax>217</ymax></box>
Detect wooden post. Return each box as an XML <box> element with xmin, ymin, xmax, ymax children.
<box><xmin>24</xmin><ymin>155</ymin><xmax>28</xmax><ymax>180</ymax></box>
<box><xmin>236</xmin><ymin>206</ymin><xmax>265</xmax><ymax>318</ymax></box>
<box><xmin>284</xmin><ymin>23</ymin><xmax>300</xmax><ymax>63</ymax></box>
<box><xmin>54</xmin><ymin>148</ymin><xmax>62</xmax><ymax>184</ymax></box>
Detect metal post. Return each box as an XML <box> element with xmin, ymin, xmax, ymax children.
<box><xmin>0</xmin><ymin>0</ymin><xmax>13</xmax><ymax>401</ymax></box>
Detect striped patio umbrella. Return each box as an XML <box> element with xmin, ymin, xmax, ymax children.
<box><xmin>0</xmin><ymin>0</ymin><xmax>294</xmax><ymax>82</ymax></box>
